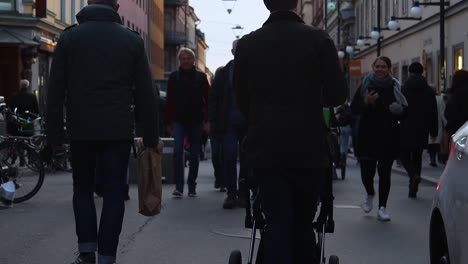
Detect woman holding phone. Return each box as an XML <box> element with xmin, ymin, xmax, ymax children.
<box><xmin>351</xmin><ymin>56</ymin><xmax>407</xmax><ymax>221</ymax></box>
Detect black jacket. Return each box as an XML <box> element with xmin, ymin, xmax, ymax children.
<box><xmin>351</xmin><ymin>78</ymin><xmax>402</xmax><ymax>160</ymax></box>
<box><xmin>9</xmin><ymin>88</ymin><xmax>39</xmax><ymax>114</ymax></box>
<box><xmin>400</xmin><ymin>75</ymin><xmax>438</xmax><ymax>149</ymax></box>
<box><xmin>209</xmin><ymin>60</ymin><xmax>244</xmax><ymax>135</ymax></box>
<box><xmin>46</xmin><ymin>4</ymin><xmax>158</xmax><ymax>147</ymax></box>
<box><xmin>445</xmin><ymin>88</ymin><xmax>468</xmax><ymax>135</ymax></box>
<box><xmin>234</xmin><ymin>11</ymin><xmax>347</xmax><ymax>168</ymax></box>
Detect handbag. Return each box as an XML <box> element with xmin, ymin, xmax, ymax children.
<box><xmin>134</xmin><ymin>138</ymin><xmax>164</xmax><ymax>216</ymax></box>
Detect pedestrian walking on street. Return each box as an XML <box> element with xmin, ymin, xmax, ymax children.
<box><xmin>428</xmin><ymin>94</ymin><xmax>448</xmax><ymax>166</ymax></box>
<box><xmin>399</xmin><ymin>62</ymin><xmax>438</xmax><ymax>198</ymax></box>
<box><xmin>209</xmin><ymin>66</ymin><xmax>226</xmax><ymax>192</ymax></box>
<box><xmin>444</xmin><ymin>70</ymin><xmax>468</xmax><ymax>136</ymax></box>
<box><xmin>46</xmin><ymin>1</ymin><xmax>159</xmax><ymax>263</ymax></box>
<box><xmin>351</xmin><ymin>56</ymin><xmax>407</xmax><ymax>222</ymax></box>
<box><xmin>9</xmin><ymin>79</ymin><xmax>39</xmax><ymax>115</ymax></box>
<box><xmin>335</xmin><ymin>102</ymin><xmax>354</xmax><ymax>168</ymax></box>
<box><xmin>164</xmin><ymin>47</ymin><xmax>210</xmax><ymax>198</ymax></box>
<box><xmin>234</xmin><ymin>0</ymin><xmax>347</xmax><ymax>262</ymax></box>
<box><xmin>209</xmin><ymin>40</ymin><xmax>248</xmax><ymax>209</ymax></box>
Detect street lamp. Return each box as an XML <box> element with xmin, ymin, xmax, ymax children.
<box><xmin>338</xmin><ymin>50</ymin><xmax>345</xmax><ymax>59</ymax></box>
<box><xmin>231</xmin><ymin>25</ymin><xmax>243</xmax><ymax>39</ymax></box>
<box><xmin>387</xmin><ymin>15</ymin><xmax>422</xmax><ymax>31</ymax></box>
<box><xmin>410</xmin><ymin>0</ymin><xmax>450</xmax><ymax>92</ymax></box>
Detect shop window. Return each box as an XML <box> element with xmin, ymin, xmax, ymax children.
<box><xmin>453</xmin><ymin>45</ymin><xmax>464</xmax><ymax>71</ymax></box>
<box><xmin>0</xmin><ymin>0</ymin><xmax>14</xmax><ymax>11</ymax></box>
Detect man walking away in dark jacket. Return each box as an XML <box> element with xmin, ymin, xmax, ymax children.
<box><xmin>9</xmin><ymin>79</ymin><xmax>39</xmax><ymax>115</ymax></box>
<box><xmin>400</xmin><ymin>62</ymin><xmax>438</xmax><ymax>198</ymax></box>
<box><xmin>209</xmin><ymin>40</ymin><xmax>248</xmax><ymax>209</ymax></box>
<box><xmin>46</xmin><ymin>1</ymin><xmax>159</xmax><ymax>263</ymax></box>
<box><xmin>164</xmin><ymin>47</ymin><xmax>210</xmax><ymax>198</ymax></box>
<box><xmin>234</xmin><ymin>0</ymin><xmax>347</xmax><ymax>262</ymax></box>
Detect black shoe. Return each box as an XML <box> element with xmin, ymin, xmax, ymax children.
<box><xmin>71</xmin><ymin>252</ymin><xmax>96</xmax><ymax>264</ymax></box>
<box><xmin>223</xmin><ymin>195</ymin><xmax>237</xmax><ymax>209</ymax></box>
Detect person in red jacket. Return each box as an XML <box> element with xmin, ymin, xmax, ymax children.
<box><xmin>165</xmin><ymin>47</ymin><xmax>210</xmax><ymax>197</ymax></box>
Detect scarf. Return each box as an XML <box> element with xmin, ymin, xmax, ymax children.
<box><xmin>360</xmin><ymin>73</ymin><xmax>408</xmax><ymax>107</ymax></box>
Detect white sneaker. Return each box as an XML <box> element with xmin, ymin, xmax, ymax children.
<box><xmin>361</xmin><ymin>195</ymin><xmax>374</xmax><ymax>213</ymax></box>
<box><xmin>377</xmin><ymin>206</ymin><xmax>391</xmax><ymax>221</ymax></box>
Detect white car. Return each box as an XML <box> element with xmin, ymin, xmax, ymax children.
<box><xmin>430</xmin><ymin>121</ymin><xmax>468</xmax><ymax>264</ymax></box>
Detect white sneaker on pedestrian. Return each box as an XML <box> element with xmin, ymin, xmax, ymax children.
<box><xmin>377</xmin><ymin>206</ymin><xmax>391</xmax><ymax>221</ymax></box>
<box><xmin>361</xmin><ymin>195</ymin><xmax>374</xmax><ymax>213</ymax></box>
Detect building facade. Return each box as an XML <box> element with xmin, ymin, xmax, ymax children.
<box><xmin>163</xmin><ymin>0</ymin><xmax>208</xmax><ymax>85</ymax></box>
<box><xmin>0</xmin><ymin>0</ymin><xmax>85</xmax><ymax>113</ymax></box>
<box><xmin>149</xmin><ymin>0</ymin><xmax>165</xmax><ymax>80</ymax></box>
<box><xmin>350</xmin><ymin>0</ymin><xmax>467</xmax><ymax>94</ymax></box>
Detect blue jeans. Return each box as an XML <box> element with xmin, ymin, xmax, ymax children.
<box><xmin>340</xmin><ymin>125</ymin><xmax>352</xmax><ymax>154</ymax></box>
<box><xmin>222</xmin><ymin>123</ymin><xmax>247</xmax><ymax>196</ymax></box>
<box><xmin>173</xmin><ymin>122</ymin><xmax>202</xmax><ymax>193</ymax></box>
<box><xmin>71</xmin><ymin>140</ymin><xmax>131</xmax><ymax>264</ymax></box>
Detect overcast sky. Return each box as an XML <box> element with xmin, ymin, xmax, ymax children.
<box><xmin>189</xmin><ymin>0</ymin><xmax>270</xmax><ymax>72</ymax></box>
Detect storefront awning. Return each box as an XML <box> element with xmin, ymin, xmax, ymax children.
<box><xmin>0</xmin><ymin>28</ymin><xmax>39</xmax><ymax>46</ymax></box>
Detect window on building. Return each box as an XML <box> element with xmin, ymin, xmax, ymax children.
<box><xmin>392</xmin><ymin>63</ymin><xmax>399</xmax><ymax>81</ymax></box>
<box><xmin>61</xmin><ymin>0</ymin><xmax>66</xmax><ymax>22</ymax></box>
<box><xmin>402</xmin><ymin>0</ymin><xmax>408</xmax><ymax>16</ymax></box>
<box><xmin>453</xmin><ymin>45</ymin><xmax>464</xmax><ymax>71</ymax></box>
<box><xmin>402</xmin><ymin>65</ymin><xmax>409</xmax><ymax>83</ymax></box>
<box><xmin>0</xmin><ymin>0</ymin><xmax>14</xmax><ymax>11</ymax></box>
<box><xmin>371</xmin><ymin>0</ymin><xmax>375</xmax><ymax>30</ymax></box>
<box><xmin>426</xmin><ymin>56</ymin><xmax>435</xmax><ymax>91</ymax></box>
<box><xmin>365</xmin><ymin>0</ymin><xmax>370</xmax><ymax>35</ymax></box>
<box><xmin>393</xmin><ymin>0</ymin><xmax>399</xmax><ymax>17</ymax></box>
<box><xmin>384</xmin><ymin>0</ymin><xmax>390</xmax><ymax>24</ymax></box>
<box><xmin>80</xmin><ymin>0</ymin><xmax>84</xmax><ymax>9</ymax></box>
<box><xmin>71</xmin><ymin>0</ymin><xmax>76</xmax><ymax>24</ymax></box>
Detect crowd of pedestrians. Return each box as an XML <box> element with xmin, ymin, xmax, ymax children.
<box><xmin>5</xmin><ymin>0</ymin><xmax>462</xmax><ymax>263</ymax></box>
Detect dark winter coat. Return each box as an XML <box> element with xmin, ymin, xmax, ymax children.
<box><xmin>351</xmin><ymin>76</ymin><xmax>402</xmax><ymax>160</ymax></box>
<box><xmin>400</xmin><ymin>74</ymin><xmax>438</xmax><ymax>150</ymax></box>
<box><xmin>9</xmin><ymin>88</ymin><xmax>39</xmax><ymax>114</ymax></box>
<box><xmin>209</xmin><ymin>60</ymin><xmax>245</xmax><ymax>135</ymax></box>
<box><xmin>234</xmin><ymin>11</ymin><xmax>347</xmax><ymax>168</ymax></box>
<box><xmin>445</xmin><ymin>87</ymin><xmax>468</xmax><ymax>135</ymax></box>
<box><xmin>164</xmin><ymin>67</ymin><xmax>210</xmax><ymax>126</ymax></box>
<box><xmin>46</xmin><ymin>4</ymin><xmax>158</xmax><ymax>147</ymax></box>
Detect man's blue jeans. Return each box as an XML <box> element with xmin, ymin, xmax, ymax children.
<box><xmin>173</xmin><ymin>122</ymin><xmax>202</xmax><ymax>193</ymax></box>
<box><xmin>340</xmin><ymin>125</ymin><xmax>352</xmax><ymax>154</ymax></box>
<box><xmin>222</xmin><ymin>123</ymin><xmax>247</xmax><ymax>196</ymax></box>
<box><xmin>71</xmin><ymin>140</ymin><xmax>131</xmax><ymax>264</ymax></box>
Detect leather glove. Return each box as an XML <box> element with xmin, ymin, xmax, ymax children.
<box><xmin>389</xmin><ymin>102</ymin><xmax>403</xmax><ymax>115</ymax></box>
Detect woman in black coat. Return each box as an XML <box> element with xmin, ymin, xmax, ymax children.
<box><xmin>445</xmin><ymin>70</ymin><xmax>468</xmax><ymax>136</ymax></box>
<box><xmin>351</xmin><ymin>56</ymin><xmax>407</xmax><ymax>222</ymax></box>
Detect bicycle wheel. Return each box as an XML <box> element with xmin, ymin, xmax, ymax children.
<box><xmin>0</xmin><ymin>143</ymin><xmax>45</xmax><ymax>203</ymax></box>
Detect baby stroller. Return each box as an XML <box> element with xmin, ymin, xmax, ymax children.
<box><xmin>228</xmin><ymin>165</ymin><xmax>339</xmax><ymax>264</ymax></box>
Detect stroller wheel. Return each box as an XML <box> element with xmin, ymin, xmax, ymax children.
<box><xmin>229</xmin><ymin>250</ymin><xmax>242</xmax><ymax>264</ymax></box>
<box><xmin>329</xmin><ymin>255</ymin><xmax>339</xmax><ymax>264</ymax></box>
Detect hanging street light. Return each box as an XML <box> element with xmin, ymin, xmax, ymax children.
<box><xmin>232</xmin><ymin>25</ymin><xmax>244</xmax><ymax>39</ymax></box>
<box><xmin>222</xmin><ymin>0</ymin><xmax>237</xmax><ymax>14</ymax></box>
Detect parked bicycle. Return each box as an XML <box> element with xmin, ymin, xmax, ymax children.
<box><xmin>0</xmin><ymin>134</ymin><xmax>45</xmax><ymax>203</ymax></box>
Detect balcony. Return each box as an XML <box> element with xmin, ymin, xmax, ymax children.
<box><xmin>165</xmin><ymin>0</ymin><xmax>188</xmax><ymax>6</ymax></box>
<box><xmin>165</xmin><ymin>31</ymin><xmax>186</xmax><ymax>45</ymax></box>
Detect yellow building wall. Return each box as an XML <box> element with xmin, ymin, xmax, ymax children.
<box><xmin>150</xmin><ymin>0</ymin><xmax>165</xmax><ymax>80</ymax></box>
